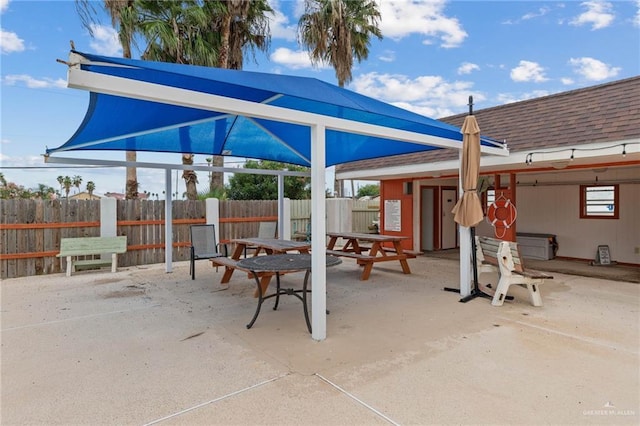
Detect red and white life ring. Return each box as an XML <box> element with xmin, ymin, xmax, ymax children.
<box><xmin>487</xmin><ymin>196</ymin><xmax>517</xmax><ymax>238</ymax></box>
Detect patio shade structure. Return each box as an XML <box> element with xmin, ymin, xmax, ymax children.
<box><xmin>46</xmin><ymin>51</ymin><xmax>508</xmax><ymax>340</ymax></box>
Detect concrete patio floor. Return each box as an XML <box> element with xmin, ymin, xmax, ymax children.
<box><xmin>1</xmin><ymin>255</ymin><xmax>638</xmax><ymax>425</ymax></box>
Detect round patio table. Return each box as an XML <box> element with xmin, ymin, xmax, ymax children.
<box><xmin>236</xmin><ymin>253</ymin><xmax>341</xmax><ymax>333</ymax></box>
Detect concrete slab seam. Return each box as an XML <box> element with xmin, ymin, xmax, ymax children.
<box><xmin>315</xmin><ymin>373</ymin><xmax>400</xmax><ymax>426</ymax></box>
<box><xmin>497</xmin><ymin>316</ymin><xmax>639</xmax><ymax>355</ymax></box>
<box><xmin>142</xmin><ymin>372</ymin><xmax>291</xmax><ymax>425</ymax></box>
<box><xmin>1</xmin><ymin>304</ymin><xmax>162</xmax><ymax>331</ymax></box>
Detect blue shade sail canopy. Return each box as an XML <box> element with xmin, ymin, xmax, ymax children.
<box><xmin>47</xmin><ymin>51</ymin><xmax>506</xmax><ymax>165</ymax></box>
<box><xmin>47</xmin><ymin>51</ymin><xmax>509</xmax><ymax>341</ymax></box>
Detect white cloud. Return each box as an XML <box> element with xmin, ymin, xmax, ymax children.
<box><xmin>561</xmin><ymin>77</ymin><xmax>575</xmax><ymax>85</ymax></box>
<box><xmin>502</xmin><ymin>6</ymin><xmax>552</xmax><ymax>24</ymax></box>
<box><xmin>0</xmin><ymin>0</ymin><xmax>9</xmax><ymax>13</ymax></box>
<box><xmin>1</xmin><ymin>28</ymin><xmax>24</xmax><ymax>54</ymax></box>
<box><xmin>634</xmin><ymin>0</ymin><xmax>640</xmax><ymax>27</ymax></box>
<box><xmin>350</xmin><ymin>72</ymin><xmax>484</xmax><ymax>118</ymax></box>
<box><xmin>510</xmin><ymin>60</ymin><xmax>548</xmax><ymax>83</ymax></box>
<box><xmin>570</xmin><ymin>1</ymin><xmax>614</xmax><ymax>30</ymax></box>
<box><xmin>88</xmin><ymin>24</ymin><xmax>121</xmax><ymax>56</ymax></box>
<box><xmin>268</xmin><ymin>0</ymin><xmax>298</xmax><ymax>41</ymax></box>
<box><xmin>270</xmin><ymin>47</ymin><xmax>329</xmax><ymax>70</ymax></box>
<box><xmin>378</xmin><ymin>0</ymin><xmax>467</xmax><ymax>48</ymax></box>
<box><xmin>568</xmin><ymin>57</ymin><xmax>620</xmax><ymax>80</ymax></box>
<box><xmin>457</xmin><ymin>62</ymin><xmax>479</xmax><ymax>75</ymax></box>
<box><xmin>378</xmin><ymin>50</ymin><xmax>395</xmax><ymax>62</ymax></box>
<box><xmin>290</xmin><ymin>0</ymin><xmax>306</xmax><ymax>18</ymax></box>
<box><xmin>3</xmin><ymin>74</ymin><xmax>66</xmax><ymax>89</ymax></box>
<box><xmin>522</xmin><ymin>6</ymin><xmax>551</xmax><ymax>21</ymax></box>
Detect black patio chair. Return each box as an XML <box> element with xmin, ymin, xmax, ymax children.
<box><xmin>189</xmin><ymin>224</ymin><xmax>225</xmax><ymax>280</ymax></box>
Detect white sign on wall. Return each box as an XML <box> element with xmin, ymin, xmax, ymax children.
<box><xmin>384</xmin><ymin>200</ymin><xmax>401</xmax><ymax>232</ymax></box>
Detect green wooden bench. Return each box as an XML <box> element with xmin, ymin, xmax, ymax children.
<box><xmin>57</xmin><ymin>236</ymin><xmax>127</xmax><ymax>276</ymax></box>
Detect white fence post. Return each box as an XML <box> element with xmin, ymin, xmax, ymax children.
<box><xmin>282</xmin><ymin>198</ymin><xmax>291</xmax><ymax>239</ymax></box>
<box><xmin>205</xmin><ymin>198</ymin><xmax>220</xmax><ymax>245</ymax></box>
<box><xmin>327</xmin><ymin>198</ymin><xmax>352</xmax><ymax>233</ymax></box>
<box><xmin>100</xmin><ymin>197</ymin><xmax>117</xmax><ymax>237</ymax></box>
<box><xmin>100</xmin><ymin>197</ymin><xmax>117</xmax><ymax>263</ymax></box>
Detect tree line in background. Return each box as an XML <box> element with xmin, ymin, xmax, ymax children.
<box><xmin>0</xmin><ymin>163</ymin><xmax>378</xmax><ymax>200</ymax></box>
<box><xmin>0</xmin><ymin>173</ymin><xmax>95</xmax><ymax>200</ymax></box>
<box><xmin>74</xmin><ymin>0</ymin><xmax>383</xmax><ymax>200</ymax></box>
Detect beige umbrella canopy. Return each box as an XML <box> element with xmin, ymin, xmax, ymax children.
<box><xmin>452</xmin><ymin>114</ymin><xmax>484</xmax><ymax>227</ymax></box>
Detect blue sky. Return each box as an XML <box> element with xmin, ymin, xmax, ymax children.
<box><xmin>1</xmin><ymin>0</ymin><xmax>639</xmax><ymax>198</ymax></box>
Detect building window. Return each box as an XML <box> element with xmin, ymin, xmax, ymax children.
<box><xmin>580</xmin><ymin>185</ymin><xmax>619</xmax><ymax>219</ymax></box>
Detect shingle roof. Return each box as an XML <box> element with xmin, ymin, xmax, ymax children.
<box><xmin>337</xmin><ymin>76</ymin><xmax>640</xmax><ymax>173</ymax></box>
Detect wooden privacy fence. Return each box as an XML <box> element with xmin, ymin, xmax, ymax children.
<box><xmin>289</xmin><ymin>199</ymin><xmax>380</xmax><ymax>234</ymax></box>
<box><xmin>0</xmin><ymin>199</ymin><xmax>277</xmax><ymax>279</ymax></box>
<box><xmin>1</xmin><ymin>198</ymin><xmax>378</xmax><ymax>279</ymax></box>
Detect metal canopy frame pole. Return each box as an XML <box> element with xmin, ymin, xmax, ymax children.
<box><xmin>278</xmin><ymin>173</ymin><xmax>284</xmax><ymax>240</ymax></box>
<box><xmin>310</xmin><ymin>123</ymin><xmax>327</xmax><ymax>341</ymax></box>
<box><xmin>165</xmin><ymin>169</ymin><xmax>173</xmax><ymax>272</ymax></box>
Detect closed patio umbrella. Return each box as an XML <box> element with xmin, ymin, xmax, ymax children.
<box><xmin>451</xmin><ymin>112</ymin><xmax>483</xmax><ymax>227</ymax></box>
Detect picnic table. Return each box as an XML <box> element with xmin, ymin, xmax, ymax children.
<box><xmin>325</xmin><ymin>232</ymin><xmax>418</xmax><ymax>280</ymax></box>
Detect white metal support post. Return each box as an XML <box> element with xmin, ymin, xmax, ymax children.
<box><xmin>165</xmin><ymin>169</ymin><xmax>173</xmax><ymax>273</ymax></box>
<box><xmin>310</xmin><ymin>123</ymin><xmax>327</xmax><ymax>341</ymax></box>
<box><xmin>278</xmin><ymin>173</ymin><xmax>284</xmax><ymax>239</ymax></box>
<box><xmin>458</xmin><ymin>150</ymin><xmax>471</xmax><ymax>297</ymax></box>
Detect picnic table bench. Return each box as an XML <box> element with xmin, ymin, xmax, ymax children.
<box><xmin>477</xmin><ymin>236</ymin><xmax>553</xmax><ymax>307</ymax></box>
<box><xmin>57</xmin><ymin>236</ymin><xmax>127</xmax><ymax>276</ymax></box>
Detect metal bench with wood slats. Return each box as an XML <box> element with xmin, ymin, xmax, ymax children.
<box><xmin>57</xmin><ymin>236</ymin><xmax>127</xmax><ymax>277</ymax></box>
<box><xmin>477</xmin><ymin>236</ymin><xmax>553</xmax><ymax>307</ymax></box>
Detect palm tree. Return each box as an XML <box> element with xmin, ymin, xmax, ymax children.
<box><xmin>298</xmin><ymin>0</ymin><xmax>381</xmax><ymax>196</ymax></box>
<box><xmin>298</xmin><ymin>0</ymin><xmax>382</xmax><ymax>87</ymax></box>
<box><xmin>76</xmin><ymin>1</ymin><xmax>274</xmax><ymax>199</ymax></box>
<box><xmin>86</xmin><ymin>181</ymin><xmax>96</xmax><ymax>198</ymax></box>
<box><xmin>62</xmin><ymin>176</ymin><xmax>73</xmax><ymax>198</ymax></box>
<box><xmin>32</xmin><ymin>184</ymin><xmax>55</xmax><ymax>200</ymax></box>
<box><xmin>76</xmin><ymin>0</ymin><xmax>140</xmax><ymax>199</ymax></box>
<box><xmin>139</xmin><ymin>1</ymin><xmax>216</xmax><ymax>65</ymax></box>
<box><xmin>205</xmin><ymin>0</ymin><xmax>248</xmax><ymax>194</ymax></box>
<box><xmin>216</xmin><ymin>0</ymin><xmax>251</xmax><ymax>70</ymax></box>
<box><xmin>206</xmin><ymin>0</ymin><xmax>272</xmax><ymax>193</ymax></box>
<box><xmin>137</xmin><ymin>0</ymin><xmax>214</xmax><ymax>200</ymax></box>
<box><xmin>226</xmin><ymin>0</ymin><xmax>272</xmax><ymax>70</ymax></box>
<box><xmin>137</xmin><ymin>0</ymin><xmax>271</xmax><ymax>198</ymax></box>
<box><xmin>72</xmin><ymin>175</ymin><xmax>83</xmax><ymax>194</ymax></box>
<box><xmin>56</xmin><ymin>175</ymin><xmax>64</xmax><ymax>194</ymax></box>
